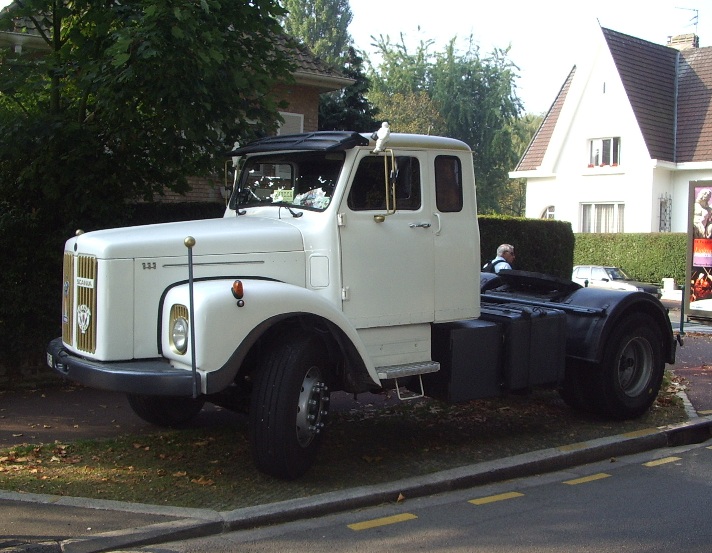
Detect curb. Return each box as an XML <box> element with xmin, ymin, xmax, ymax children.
<box><xmin>4</xmin><ymin>415</ymin><xmax>712</xmax><ymax>553</ymax></box>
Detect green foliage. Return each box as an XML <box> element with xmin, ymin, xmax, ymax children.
<box><xmin>282</xmin><ymin>0</ymin><xmax>352</xmax><ymax>67</ymax></box>
<box><xmin>573</xmin><ymin>233</ymin><xmax>686</xmax><ymax>285</ymax></box>
<box><xmin>0</xmin><ymin>204</ymin><xmax>65</xmax><ymax>371</ymax></box>
<box><xmin>0</xmin><ymin>0</ymin><xmax>292</xmax><ymax>235</ymax></box>
<box><xmin>318</xmin><ymin>47</ymin><xmax>379</xmax><ymax>132</ymax></box>
<box><xmin>366</xmin><ymin>90</ymin><xmax>445</xmax><ymax>135</ymax></box>
<box><xmin>367</xmin><ymin>36</ymin><xmax>524</xmax><ymax>214</ymax></box>
<box><xmin>479</xmin><ymin>215</ymin><xmax>575</xmax><ymax>279</ymax></box>
<box><xmin>281</xmin><ymin>2</ymin><xmax>376</xmax><ymax>133</ymax></box>
<box><xmin>0</xmin><ymin>202</ymin><xmax>224</xmax><ymax>382</ymax></box>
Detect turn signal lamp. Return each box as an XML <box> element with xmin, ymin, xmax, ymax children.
<box><xmin>231</xmin><ymin>280</ymin><xmax>245</xmax><ymax>307</ymax></box>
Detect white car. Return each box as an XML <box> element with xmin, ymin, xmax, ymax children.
<box><xmin>572</xmin><ymin>265</ymin><xmax>662</xmax><ymax>298</ymax></box>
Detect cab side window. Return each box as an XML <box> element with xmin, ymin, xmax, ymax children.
<box><xmin>435</xmin><ymin>155</ymin><xmax>463</xmax><ymax>212</ymax></box>
<box><xmin>348</xmin><ymin>156</ymin><xmax>421</xmax><ymax>211</ymax></box>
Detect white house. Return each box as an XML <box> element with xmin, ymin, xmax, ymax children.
<box><xmin>511</xmin><ymin>26</ymin><xmax>712</xmax><ymax>234</ymax></box>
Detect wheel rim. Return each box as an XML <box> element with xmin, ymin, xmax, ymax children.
<box><xmin>617</xmin><ymin>336</ymin><xmax>654</xmax><ymax>397</ymax></box>
<box><xmin>295</xmin><ymin>366</ymin><xmax>330</xmax><ymax>447</ymax></box>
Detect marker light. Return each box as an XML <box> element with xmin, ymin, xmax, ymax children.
<box><xmin>231</xmin><ymin>280</ymin><xmax>244</xmax><ymax>300</ymax></box>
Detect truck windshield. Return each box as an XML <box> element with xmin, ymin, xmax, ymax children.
<box><xmin>230</xmin><ymin>151</ymin><xmax>345</xmax><ymax>212</ymax></box>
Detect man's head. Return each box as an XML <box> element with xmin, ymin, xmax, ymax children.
<box><xmin>496</xmin><ymin>244</ymin><xmax>515</xmax><ymax>264</ymax></box>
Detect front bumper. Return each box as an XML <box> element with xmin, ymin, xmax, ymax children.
<box><xmin>47</xmin><ymin>337</ymin><xmax>199</xmax><ymax>396</ymax></box>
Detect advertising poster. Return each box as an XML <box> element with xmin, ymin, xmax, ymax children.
<box><xmin>688</xmin><ymin>182</ymin><xmax>712</xmax><ymax>319</ymax></box>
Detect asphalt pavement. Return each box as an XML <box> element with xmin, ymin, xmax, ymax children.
<box><xmin>1</xmin><ymin>304</ymin><xmax>711</xmax><ymax>553</ymax></box>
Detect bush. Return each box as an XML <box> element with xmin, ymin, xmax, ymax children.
<box><xmin>479</xmin><ymin>215</ymin><xmax>574</xmax><ymax>279</ymax></box>
<box><xmin>0</xmin><ymin>202</ymin><xmax>224</xmax><ymax>388</ymax></box>
<box><xmin>573</xmin><ymin>233</ymin><xmax>686</xmax><ymax>284</ymax></box>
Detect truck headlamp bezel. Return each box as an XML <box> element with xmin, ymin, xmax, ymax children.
<box><xmin>170</xmin><ymin>316</ymin><xmax>189</xmax><ymax>355</ymax></box>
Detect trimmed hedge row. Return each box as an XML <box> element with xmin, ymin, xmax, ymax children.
<box><xmin>479</xmin><ymin>215</ymin><xmax>575</xmax><ymax>280</ymax></box>
<box><xmin>572</xmin><ymin>233</ymin><xmax>686</xmax><ymax>285</ymax></box>
<box><xmin>0</xmin><ymin>202</ymin><xmax>225</xmax><ymax>387</ymax></box>
<box><xmin>480</xmin><ymin>218</ymin><xmax>686</xmax><ymax>286</ymax></box>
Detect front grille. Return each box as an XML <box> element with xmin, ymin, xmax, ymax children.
<box><xmin>74</xmin><ymin>255</ymin><xmax>98</xmax><ymax>353</ymax></box>
<box><xmin>61</xmin><ymin>252</ymin><xmax>74</xmax><ymax>345</ymax></box>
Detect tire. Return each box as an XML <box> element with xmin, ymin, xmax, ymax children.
<box><xmin>249</xmin><ymin>332</ymin><xmax>331</xmax><ymax>480</ymax></box>
<box><xmin>559</xmin><ymin>360</ymin><xmax>594</xmax><ymax>413</ymax></box>
<box><xmin>126</xmin><ymin>394</ymin><xmax>205</xmax><ymax>427</ymax></box>
<box><xmin>588</xmin><ymin>313</ymin><xmax>665</xmax><ymax>420</ymax></box>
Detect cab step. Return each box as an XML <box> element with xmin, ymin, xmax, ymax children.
<box><xmin>376</xmin><ymin>361</ymin><xmax>440</xmax><ymax>400</ymax></box>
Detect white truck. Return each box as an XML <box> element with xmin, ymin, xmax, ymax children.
<box><xmin>47</xmin><ymin>130</ymin><xmax>677</xmax><ymax>479</ymax></box>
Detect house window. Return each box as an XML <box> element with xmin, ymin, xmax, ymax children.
<box><xmin>278</xmin><ymin>112</ymin><xmax>304</xmax><ymax>135</ymax></box>
<box><xmin>589</xmin><ymin>137</ymin><xmax>621</xmax><ymax>167</ymax></box>
<box><xmin>541</xmin><ymin>205</ymin><xmax>555</xmax><ymax>219</ymax></box>
<box><xmin>580</xmin><ymin>203</ymin><xmax>624</xmax><ymax>233</ymax></box>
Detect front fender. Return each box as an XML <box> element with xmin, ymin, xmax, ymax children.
<box><xmin>160</xmin><ymin>279</ymin><xmax>379</xmax><ymax>393</ymax></box>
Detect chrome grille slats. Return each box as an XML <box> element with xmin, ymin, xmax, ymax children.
<box><xmin>75</xmin><ymin>254</ymin><xmax>98</xmax><ymax>353</ymax></box>
<box><xmin>61</xmin><ymin>252</ymin><xmax>74</xmax><ymax>345</ymax></box>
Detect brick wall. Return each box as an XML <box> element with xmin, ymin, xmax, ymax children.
<box><xmin>160</xmin><ymin>176</ymin><xmax>229</xmax><ymax>204</ymax></box>
<box><xmin>167</xmin><ymin>84</ymin><xmax>322</xmax><ymax>203</ymax></box>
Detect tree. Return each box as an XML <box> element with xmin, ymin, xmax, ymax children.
<box><xmin>282</xmin><ymin>0</ymin><xmax>377</xmax><ymax>132</ymax></box>
<box><xmin>0</xmin><ymin>0</ymin><xmax>294</xmax><ymax>373</ymax></box>
<box><xmin>318</xmin><ymin>46</ymin><xmax>379</xmax><ymax>132</ymax></box>
<box><xmin>366</xmin><ymin>90</ymin><xmax>445</xmax><ymax>135</ymax></box>
<box><xmin>368</xmin><ymin>35</ymin><xmax>524</xmax><ymax>214</ymax></box>
<box><xmin>281</xmin><ymin>0</ymin><xmax>352</xmax><ymax>67</ymax></box>
<box><xmin>499</xmin><ymin>112</ymin><xmax>544</xmax><ymax>216</ymax></box>
<box><xmin>0</xmin><ymin>0</ymin><xmax>293</xmax><ymax>231</ymax></box>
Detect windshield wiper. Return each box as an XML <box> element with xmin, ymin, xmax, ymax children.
<box><xmin>279</xmin><ymin>205</ymin><xmax>303</xmax><ymax>218</ymax></box>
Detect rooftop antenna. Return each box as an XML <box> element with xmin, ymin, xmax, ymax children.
<box><xmin>676</xmin><ymin>7</ymin><xmax>699</xmax><ymax>35</ymax></box>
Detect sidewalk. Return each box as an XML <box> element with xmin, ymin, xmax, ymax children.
<box><xmin>1</xmin><ymin>306</ymin><xmax>711</xmax><ymax>553</ymax></box>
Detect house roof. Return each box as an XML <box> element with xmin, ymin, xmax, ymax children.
<box><xmin>515</xmin><ymin>67</ymin><xmax>575</xmax><ymax>172</ymax></box>
<box><xmin>677</xmin><ymin>46</ymin><xmax>712</xmax><ymax>162</ymax></box>
<box><xmin>283</xmin><ymin>37</ymin><xmax>354</xmax><ymax>91</ymax></box>
<box><xmin>603</xmin><ymin>28</ymin><xmax>678</xmax><ymax>161</ymax></box>
<box><xmin>515</xmin><ymin>26</ymin><xmax>712</xmax><ymax>171</ymax></box>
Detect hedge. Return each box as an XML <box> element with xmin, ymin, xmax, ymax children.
<box><xmin>572</xmin><ymin>233</ymin><xmax>686</xmax><ymax>285</ymax></box>
<box><xmin>479</xmin><ymin>215</ymin><xmax>574</xmax><ymax>279</ymax></box>
<box><xmin>0</xmin><ymin>202</ymin><xmax>224</xmax><ymax>388</ymax></box>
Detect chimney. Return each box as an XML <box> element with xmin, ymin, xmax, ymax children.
<box><xmin>666</xmin><ymin>33</ymin><xmax>699</xmax><ymax>50</ymax></box>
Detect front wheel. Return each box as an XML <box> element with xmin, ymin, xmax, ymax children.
<box><xmin>126</xmin><ymin>394</ymin><xmax>205</xmax><ymax>427</ymax></box>
<box><xmin>249</xmin><ymin>332</ymin><xmax>331</xmax><ymax>479</ymax></box>
<box><xmin>589</xmin><ymin>313</ymin><xmax>665</xmax><ymax>419</ymax></box>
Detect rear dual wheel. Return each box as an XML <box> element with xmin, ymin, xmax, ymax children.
<box><xmin>561</xmin><ymin>313</ymin><xmax>665</xmax><ymax>420</ymax></box>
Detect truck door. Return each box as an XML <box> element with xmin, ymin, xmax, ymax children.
<box><xmin>431</xmin><ymin>154</ymin><xmax>480</xmax><ymax>322</ymax></box>
<box><xmin>337</xmin><ymin>151</ymin><xmax>434</xmax><ymax>328</ymax></box>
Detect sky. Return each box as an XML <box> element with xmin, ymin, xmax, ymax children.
<box><xmin>348</xmin><ymin>0</ymin><xmax>710</xmax><ymax>113</ymax></box>
<box><xmin>1</xmin><ymin>0</ymin><xmax>709</xmax><ymax>114</ymax></box>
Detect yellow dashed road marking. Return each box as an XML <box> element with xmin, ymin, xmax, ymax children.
<box><xmin>348</xmin><ymin>513</ymin><xmax>418</xmax><ymax>531</ymax></box>
<box><xmin>643</xmin><ymin>456</ymin><xmax>681</xmax><ymax>467</ymax></box>
<box><xmin>563</xmin><ymin>473</ymin><xmax>611</xmax><ymax>485</ymax></box>
<box><xmin>469</xmin><ymin>491</ymin><xmax>524</xmax><ymax>505</ymax></box>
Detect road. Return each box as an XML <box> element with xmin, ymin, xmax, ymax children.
<box><xmin>121</xmin><ymin>441</ymin><xmax>712</xmax><ymax>553</ymax></box>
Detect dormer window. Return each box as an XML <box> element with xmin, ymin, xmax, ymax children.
<box><xmin>589</xmin><ymin>137</ymin><xmax>620</xmax><ymax>167</ymax></box>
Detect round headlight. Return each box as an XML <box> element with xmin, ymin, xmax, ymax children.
<box><xmin>171</xmin><ymin>317</ymin><xmax>189</xmax><ymax>354</ymax></box>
